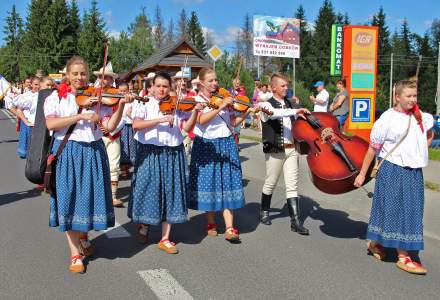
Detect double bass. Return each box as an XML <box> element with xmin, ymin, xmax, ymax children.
<box><xmin>292</xmin><ymin>112</ymin><xmax>373</xmax><ymax>194</ymax></box>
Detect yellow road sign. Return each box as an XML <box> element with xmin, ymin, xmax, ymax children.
<box><xmin>207</xmin><ymin>45</ymin><xmax>223</xmax><ymax>61</ymax></box>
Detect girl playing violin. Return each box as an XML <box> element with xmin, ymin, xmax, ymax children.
<box><xmin>354</xmin><ymin>80</ymin><xmax>434</xmax><ymax>275</ymax></box>
<box><xmin>128</xmin><ymin>71</ymin><xmax>203</xmax><ymax>254</ymax></box>
<box><xmin>187</xmin><ymin>68</ymin><xmax>251</xmax><ymax>243</ymax></box>
<box><xmin>44</xmin><ymin>56</ymin><xmax>133</xmax><ymax>273</ymax></box>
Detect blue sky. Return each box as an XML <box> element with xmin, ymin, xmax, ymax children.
<box><xmin>1</xmin><ymin>0</ymin><xmax>438</xmax><ymax>51</ymax></box>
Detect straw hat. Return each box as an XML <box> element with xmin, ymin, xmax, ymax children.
<box><xmin>191</xmin><ymin>76</ymin><xmax>200</xmax><ymax>85</ymax></box>
<box><xmin>146</xmin><ymin>72</ymin><xmax>156</xmax><ymax>79</ymax></box>
<box><xmin>93</xmin><ymin>62</ymin><xmax>117</xmax><ymax>78</ymax></box>
<box><xmin>59</xmin><ymin>67</ymin><xmax>66</xmax><ymax>74</ymax></box>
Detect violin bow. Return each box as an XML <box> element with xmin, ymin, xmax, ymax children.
<box><xmin>96</xmin><ymin>42</ymin><xmax>109</xmax><ymax>126</ymax></box>
<box><xmin>171</xmin><ymin>54</ymin><xmax>189</xmax><ymax>122</ymax></box>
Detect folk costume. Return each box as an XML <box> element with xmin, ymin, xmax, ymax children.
<box><xmin>120</xmin><ymin>102</ymin><xmax>137</xmax><ymax>168</ymax></box>
<box><xmin>128</xmin><ymin>97</ymin><xmax>189</xmax><ymax>230</ymax></box>
<box><xmin>44</xmin><ymin>88</ymin><xmax>115</xmax><ymax>233</ymax></box>
<box><xmin>258</xmin><ymin>97</ymin><xmax>309</xmax><ymax>235</ymax></box>
<box><xmin>187</xmin><ymin>95</ymin><xmax>245</xmax><ymax>241</ymax></box>
<box><xmin>368</xmin><ymin>108</ymin><xmax>434</xmax><ymax>251</ymax></box>
<box><xmin>13</xmin><ymin>90</ymin><xmax>38</xmax><ymax>158</ymax></box>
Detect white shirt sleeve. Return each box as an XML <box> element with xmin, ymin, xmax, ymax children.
<box><xmin>44</xmin><ymin>91</ymin><xmax>61</xmax><ymax>118</ymax></box>
<box><xmin>258</xmin><ymin>101</ymin><xmax>297</xmax><ymax>122</ymax></box>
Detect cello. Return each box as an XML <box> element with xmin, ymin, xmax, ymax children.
<box><xmin>292</xmin><ymin>112</ymin><xmax>373</xmax><ymax>195</ymax></box>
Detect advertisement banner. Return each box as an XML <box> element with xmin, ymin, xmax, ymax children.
<box><xmin>350</xmin><ymin>27</ymin><xmax>378</xmax><ymax>92</ymax></box>
<box><xmin>330</xmin><ymin>24</ymin><xmax>344</xmax><ymax>76</ymax></box>
<box><xmin>253</xmin><ymin>15</ymin><xmax>300</xmax><ymax>58</ymax></box>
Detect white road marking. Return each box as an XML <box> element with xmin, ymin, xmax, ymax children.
<box><xmin>103</xmin><ymin>221</ymin><xmax>131</xmax><ymax>238</ymax></box>
<box><xmin>137</xmin><ymin>269</ymin><xmax>194</xmax><ymax>300</ymax></box>
<box><xmin>1</xmin><ymin>109</ymin><xmax>16</xmax><ymax>124</ymax></box>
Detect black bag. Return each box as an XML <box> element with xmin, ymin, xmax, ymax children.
<box><xmin>25</xmin><ymin>89</ymin><xmax>55</xmax><ymax>184</ymax></box>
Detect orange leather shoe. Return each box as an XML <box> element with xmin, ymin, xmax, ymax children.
<box><xmin>396</xmin><ymin>255</ymin><xmax>427</xmax><ymax>275</ymax></box>
<box><xmin>69</xmin><ymin>255</ymin><xmax>85</xmax><ymax>274</ymax></box>
<box><xmin>158</xmin><ymin>239</ymin><xmax>179</xmax><ymax>254</ymax></box>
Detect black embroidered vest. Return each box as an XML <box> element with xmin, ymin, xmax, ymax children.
<box><xmin>261</xmin><ymin>97</ymin><xmax>295</xmax><ymax>153</ymax></box>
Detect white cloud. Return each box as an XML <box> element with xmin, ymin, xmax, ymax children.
<box><xmin>108</xmin><ymin>30</ymin><xmax>121</xmax><ymax>39</ymax></box>
<box><xmin>202</xmin><ymin>26</ymin><xmax>242</xmax><ymax>46</ymax></box>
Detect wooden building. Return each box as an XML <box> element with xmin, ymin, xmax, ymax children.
<box><xmin>119</xmin><ymin>38</ymin><xmax>212</xmax><ymax>82</ymax></box>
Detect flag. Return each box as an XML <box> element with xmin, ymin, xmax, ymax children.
<box><xmin>0</xmin><ymin>75</ymin><xmax>11</xmax><ymax>100</ymax></box>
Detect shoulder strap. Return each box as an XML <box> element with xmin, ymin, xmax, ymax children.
<box><xmin>377</xmin><ymin>114</ymin><xmax>412</xmax><ymax>169</ymax></box>
<box><xmin>54</xmin><ymin>108</ymin><xmax>82</xmax><ymax>158</ymax></box>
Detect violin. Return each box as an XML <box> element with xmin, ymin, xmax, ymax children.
<box><xmin>158</xmin><ymin>95</ymin><xmax>198</xmax><ymax>114</ymax></box>
<box><xmin>292</xmin><ymin>112</ymin><xmax>373</xmax><ymax>195</ymax></box>
<box><xmin>75</xmin><ymin>86</ymin><xmax>148</xmax><ymax>107</ymax></box>
<box><xmin>209</xmin><ymin>87</ymin><xmax>253</xmax><ymax>112</ymax></box>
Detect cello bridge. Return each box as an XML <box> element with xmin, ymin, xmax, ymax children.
<box><xmin>320</xmin><ymin>127</ymin><xmax>334</xmax><ymax>143</ymax></box>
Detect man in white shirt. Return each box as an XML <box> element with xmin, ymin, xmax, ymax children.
<box><xmin>258</xmin><ymin>73</ymin><xmax>310</xmax><ymax>235</ymax></box>
<box><xmin>309</xmin><ymin>81</ymin><xmax>329</xmax><ymax>112</ymax></box>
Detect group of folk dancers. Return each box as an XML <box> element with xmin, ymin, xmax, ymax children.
<box><xmin>3</xmin><ymin>56</ymin><xmax>435</xmax><ymax>276</ymax></box>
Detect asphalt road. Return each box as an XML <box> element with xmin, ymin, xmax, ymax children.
<box><xmin>1</xmin><ymin>108</ymin><xmax>440</xmax><ymax>300</ymax></box>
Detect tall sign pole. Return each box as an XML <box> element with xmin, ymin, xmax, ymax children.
<box><xmin>389</xmin><ymin>53</ymin><xmax>394</xmax><ymax>108</ymax></box>
<box><xmin>292</xmin><ymin>58</ymin><xmax>296</xmax><ymax>96</ymax></box>
<box><xmin>437</xmin><ymin>43</ymin><xmax>440</xmax><ymax>115</ymax></box>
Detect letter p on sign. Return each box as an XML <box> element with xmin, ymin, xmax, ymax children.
<box><xmin>352</xmin><ymin>98</ymin><xmax>371</xmax><ymax>122</ymax></box>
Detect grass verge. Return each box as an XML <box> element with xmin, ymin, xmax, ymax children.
<box><xmin>429</xmin><ymin>148</ymin><xmax>440</xmax><ymax>161</ymax></box>
<box><xmin>425</xmin><ymin>180</ymin><xmax>440</xmax><ymax>192</ymax></box>
<box><xmin>240</xmin><ymin>135</ymin><xmax>262</xmax><ymax>143</ymax></box>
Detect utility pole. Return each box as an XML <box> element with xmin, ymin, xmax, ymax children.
<box><xmin>292</xmin><ymin>58</ymin><xmax>296</xmax><ymax>97</ymax></box>
<box><xmin>436</xmin><ymin>43</ymin><xmax>440</xmax><ymax>115</ymax></box>
<box><xmin>389</xmin><ymin>53</ymin><xmax>394</xmax><ymax>108</ymax></box>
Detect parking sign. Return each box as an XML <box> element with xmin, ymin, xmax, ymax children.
<box><xmin>352</xmin><ymin>98</ymin><xmax>370</xmax><ymax>122</ymax></box>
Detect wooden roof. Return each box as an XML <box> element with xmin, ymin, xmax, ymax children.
<box><xmin>132</xmin><ymin>38</ymin><xmax>212</xmax><ymax>74</ymax></box>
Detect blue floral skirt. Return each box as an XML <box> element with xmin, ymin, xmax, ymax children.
<box><xmin>187</xmin><ymin>136</ymin><xmax>245</xmax><ymax>211</ymax></box>
<box><xmin>128</xmin><ymin>143</ymin><xmax>188</xmax><ymax>225</ymax></box>
<box><xmin>49</xmin><ymin>139</ymin><xmax>115</xmax><ymax>232</ymax></box>
<box><xmin>17</xmin><ymin>121</ymin><xmax>32</xmax><ymax>159</ymax></box>
<box><xmin>120</xmin><ymin>123</ymin><xmax>137</xmax><ymax>165</ymax></box>
<box><xmin>367</xmin><ymin>160</ymin><xmax>424</xmax><ymax>250</ymax></box>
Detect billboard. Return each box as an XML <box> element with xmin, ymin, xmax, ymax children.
<box><xmin>253</xmin><ymin>15</ymin><xmax>300</xmax><ymax>58</ymax></box>
<box><xmin>330</xmin><ymin>24</ymin><xmax>344</xmax><ymax>76</ymax></box>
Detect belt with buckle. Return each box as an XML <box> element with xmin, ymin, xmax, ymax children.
<box><xmin>283</xmin><ymin>143</ymin><xmax>295</xmax><ymax>149</ymax></box>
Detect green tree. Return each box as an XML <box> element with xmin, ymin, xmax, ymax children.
<box><xmin>371</xmin><ymin>7</ymin><xmax>391</xmax><ymax>110</ymax></box>
<box><xmin>77</xmin><ymin>0</ymin><xmax>107</xmax><ymax>74</ymax></box>
<box><xmin>430</xmin><ymin>18</ymin><xmax>440</xmax><ymax>52</ymax></box>
<box><xmin>21</xmin><ymin>0</ymin><xmax>52</xmax><ymax>75</ymax></box>
<box><xmin>68</xmin><ymin>0</ymin><xmax>81</xmax><ymax>48</ymax></box>
<box><xmin>309</xmin><ymin>0</ymin><xmax>336</xmax><ymax>86</ymax></box>
<box><xmin>45</xmin><ymin>0</ymin><xmax>75</xmax><ymax>71</ymax></box>
<box><xmin>294</xmin><ymin>4</ymin><xmax>313</xmax><ymax>83</ymax></box>
<box><xmin>1</xmin><ymin>4</ymin><xmax>24</xmax><ymax>81</ymax></box>
<box><xmin>187</xmin><ymin>11</ymin><xmax>206</xmax><ymax>54</ymax></box>
<box><xmin>241</xmin><ymin>13</ymin><xmax>253</xmax><ymax>69</ymax></box>
<box><xmin>128</xmin><ymin>7</ymin><xmax>154</xmax><ymax>53</ymax></box>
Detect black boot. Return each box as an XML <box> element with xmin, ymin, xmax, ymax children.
<box><xmin>260</xmin><ymin>193</ymin><xmax>272</xmax><ymax>225</ymax></box>
<box><xmin>286</xmin><ymin>197</ymin><xmax>309</xmax><ymax>235</ymax></box>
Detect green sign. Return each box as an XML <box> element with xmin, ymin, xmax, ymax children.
<box><xmin>351</xmin><ymin>73</ymin><xmax>374</xmax><ymax>89</ymax></box>
<box><xmin>330</xmin><ymin>24</ymin><xmax>344</xmax><ymax>76</ymax></box>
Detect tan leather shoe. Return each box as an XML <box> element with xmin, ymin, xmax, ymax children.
<box><xmin>69</xmin><ymin>255</ymin><xmax>85</xmax><ymax>274</ymax></box>
<box><xmin>158</xmin><ymin>239</ymin><xmax>179</xmax><ymax>254</ymax></box>
<box><xmin>112</xmin><ymin>199</ymin><xmax>124</xmax><ymax>207</ymax></box>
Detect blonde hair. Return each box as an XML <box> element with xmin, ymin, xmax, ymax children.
<box><xmin>270</xmin><ymin>73</ymin><xmax>290</xmax><ymax>85</ymax></box>
<box><xmin>66</xmin><ymin>56</ymin><xmax>89</xmax><ymax>75</ymax></box>
<box><xmin>198</xmin><ymin>68</ymin><xmax>215</xmax><ymax>82</ymax></box>
<box><xmin>395</xmin><ymin>80</ymin><xmax>417</xmax><ymax>96</ymax></box>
